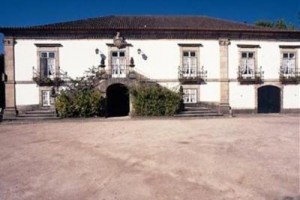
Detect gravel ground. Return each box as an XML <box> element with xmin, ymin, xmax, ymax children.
<box><xmin>0</xmin><ymin>115</ymin><xmax>299</xmax><ymax>200</ymax></box>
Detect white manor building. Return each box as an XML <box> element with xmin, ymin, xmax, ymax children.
<box><xmin>0</xmin><ymin>15</ymin><xmax>299</xmax><ymax>118</ymax></box>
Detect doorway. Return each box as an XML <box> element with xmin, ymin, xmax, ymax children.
<box><xmin>106</xmin><ymin>84</ymin><xmax>129</xmax><ymax>117</ymax></box>
<box><xmin>258</xmin><ymin>85</ymin><xmax>281</xmax><ymax>113</ymax></box>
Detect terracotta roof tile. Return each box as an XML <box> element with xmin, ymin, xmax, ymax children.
<box><xmin>32</xmin><ymin>15</ymin><xmax>266</xmax><ymax>31</ymax></box>
<box><xmin>1</xmin><ymin>15</ymin><xmax>299</xmax><ymax>40</ymax></box>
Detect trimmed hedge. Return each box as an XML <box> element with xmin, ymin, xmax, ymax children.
<box><xmin>55</xmin><ymin>89</ymin><xmax>105</xmax><ymax>118</ymax></box>
<box><xmin>131</xmin><ymin>85</ymin><xmax>182</xmax><ymax>116</ymax></box>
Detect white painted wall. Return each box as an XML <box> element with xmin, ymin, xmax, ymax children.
<box><xmin>229</xmin><ymin>82</ymin><xmax>255</xmax><ymax>109</ymax></box>
<box><xmin>15</xmin><ymin>40</ymin><xmax>37</xmax><ymax>81</ymax></box>
<box><xmin>200</xmin><ymin>41</ymin><xmax>220</xmax><ymax>79</ymax></box>
<box><xmin>200</xmin><ymin>82</ymin><xmax>220</xmax><ymax>102</ymax></box>
<box><xmin>158</xmin><ymin>82</ymin><xmax>181</xmax><ymax>92</ymax></box>
<box><xmin>283</xmin><ymin>85</ymin><xmax>300</xmax><ymax>109</ymax></box>
<box><xmin>13</xmin><ymin>38</ymin><xmax>300</xmax><ymax>109</ymax></box>
<box><xmin>130</xmin><ymin>40</ymin><xmax>179</xmax><ymax>79</ymax></box>
<box><xmin>15</xmin><ymin>84</ymin><xmax>39</xmax><ymax>105</ymax></box>
<box><xmin>14</xmin><ymin>39</ymin><xmax>220</xmax><ymax>81</ymax></box>
<box><xmin>228</xmin><ymin>40</ymin><xmax>300</xmax><ymax>80</ymax></box>
<box><xmin>59</xmin><ymin>39</ymin><xmax>111</xmax><ymax>78</ymax></box>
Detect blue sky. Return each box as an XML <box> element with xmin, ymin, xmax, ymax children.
<box><xmin>0</xmin><ymin>0</ymin><xmax>299</xmax><ymax>53</ymax></box>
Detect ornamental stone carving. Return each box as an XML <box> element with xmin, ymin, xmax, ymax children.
<box><xmin>3</xmin><ymin>38</ymin><xmax>15</xmax><ymax>46</ymax></box>
<box><xmin>219</xmin><ymin>38</ymin><xmax>231</xmax><ymax>46</ymax></box>
<box><xmin>113</xmin><ymin>32</ymin><xmax>126</xmax><ymax>49</ymax></box>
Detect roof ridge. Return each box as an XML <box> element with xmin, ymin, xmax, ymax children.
<box><xmin>1</xmin><ymin>15</ymin><xmax>294</xmax><ymax>32</ymax></box>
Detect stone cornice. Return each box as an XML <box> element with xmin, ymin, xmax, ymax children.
<box><xmin>219</xmin><ymin>39</ymin><xmax>231</xmax><ymax>46</ymax></box>
<box><xmin>237</xmin><ymin>44</ymin><xmax>260</xmax><ymax>48</ymax></box>
<box><xmin>279</xmin><ymin>45</ymin><xmax>300</xmax><ymax>49</ymax></box>
<box><xmin>34</xmin><ymin>43</ymin><xmax>63</xmax><ymax>47</ymax></box>
<box><xmin>178</xmin><ymin>43</ymin><xmax>203</xmax><ymax>47</ymax></box>
<box><xmin>1</xmin><ymin>27</ymin><xmax>300</xmax><ymax>40</ymax></box>
<box><xmin>3</xmin><ymin>37</ymin><xmax>15</xmax><ymax>46</ymax></box>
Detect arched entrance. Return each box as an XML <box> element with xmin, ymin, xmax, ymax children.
<box><xmin>258</xmin><ymin>85</ymin><xmax>281</xmax><ymax>113</ymax></box>
<box><xmin>106</xmin><ymin>84</ymin><xmax>129</xmax><ymax>117</ymax></box>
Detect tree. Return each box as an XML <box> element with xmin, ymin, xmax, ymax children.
<box><xmin>255</xmin><ymin>20</ymin><xmax>273</xmax><ymax>28</ymax></box>
<box><xmin>255</xmin><ymin>19</ymin><xmax>295</xmax><ymax>30</ymax></box>
<box><xmin>55</xmin><ymin>66</ymin><xmax>105</xmax><ymax>118</ymax></box>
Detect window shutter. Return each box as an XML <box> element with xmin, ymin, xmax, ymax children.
<box><xmin>190</xmin><ymin>57</ymin><xmax>197</xmax><ymax>73</ymax></box>
<box><xmin>48</xmin><ymin>58</ymin><xmax>55</xmax><ymax>76</ymax></box>
<box><xmin>119</xmin><ymin>57</ymin><xmax>126</xmax><ymax>74</ymax></box>
<box><xmin>40</xmin><ymin>58</ymin><xmax>48</xmax><ymax>77</ymax></box>
<box><xmin>112</xmin><ymin>57</ymin><xmax>118</xmax><ymax>67</ymax></box>
<box><xmin>282</xmin><ymin>58</ymin><xmax>288</xmax><ymax>68</ymax></box>
<box><xmin>182</xmin><ymin>57</ymin><xmax>188</xmax><ymax>74</ymax></box>
<box><xmin>289</xmin><ymin>57</ymin><xmax>296</xmax><ymax>68</ymax></box>
<box><xmin>119</xmin><ymin>57</ymin><xmax>126</xmax><ymax>67</ymax></box>
<box><xmin>248</xmin><ymin>58</ymin><xmax>255</xmax><ymax>72</ymax></box>
<box><xmin>241</xmin><ymin>59</ymin><xmax>247</xmax><ymax>73</ymax></box>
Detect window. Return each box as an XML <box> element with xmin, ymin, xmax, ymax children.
<box><xmin>40</xmin><ymin>52</ymin><xmax>56</xmax><ymax>78</ymax></box>
<box><xmin>282</xmin><ymin>52</ymin><xmax>296</xmax><ymax>75</ymax></box>
<box><xmin>182</xmin><ymin>51</ymin><xmax>197</xmax><ymax>77</ymax></box>
<box><xmin>240</xmin><ymin>51</ymin><xmax>255</xmax><ymax>78</ymax></box>
<box><xmin>111</xmin><ymin>51</ymin><xmax>126</xmax><ymax>78</ymax></box>
<box><xmin>42</xmin><ymin>90</ymin><xmax>51</xmax><ymax>106</ymax></box>
<box><xmin>183</xmin><ymin>89</ymin><xmax>197</xmax><ymax>103</ymax></box>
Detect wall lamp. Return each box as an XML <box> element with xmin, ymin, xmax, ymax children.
<box><xmin>137</xmin><ymin>48</ymin><xmax>142</xmax><ymax>54</ymax></box>
<box><xmin>137</xmin><ymin>48</ymin><xmax>148</xmax><ymax>60</ymax></box>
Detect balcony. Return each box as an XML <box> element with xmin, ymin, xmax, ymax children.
<box><xmin>96</xmin><ymin>66</ymin><xmax>136</xmax><ymax>80</ymax></box>
<box><xmin>238</xmin><ymin>66</ymin><xmax>264</xmax><ymax>84</ymax></box>
<box><xmin>32</xmin><ymin>66</ymin><xmax>68</xmax><ymax>86</ymax></box>
<box><xmin>279</xmin><ymin>66</ymin><xmax>300</xmax><ymax>84</ymax></box>
<box><xmin>178</xmin><ymin>66</ymin><xmax>207</xmax><ymax>84</ymax></box>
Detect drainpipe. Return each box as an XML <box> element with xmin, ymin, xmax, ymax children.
<box><xmin>229</xmin><ymin>106</ymin><xmax>233</xmax><ymax>117</ymax></box>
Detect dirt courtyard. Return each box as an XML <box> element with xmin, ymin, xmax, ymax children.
<box><xmin>0</xmin><ymin>115</ymin><xmax>299</xmax><ymax>200</ymax></box>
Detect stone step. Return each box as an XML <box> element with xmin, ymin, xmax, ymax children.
<box><xmin>3</xmin><ymin>108</ymin><xmax>58</xmax><ymax>121</ymax></box>
<box><xmin>174</xmin><ymin>113</ymin><xmax>223</xmax><ymax>117</ymax></box>
<box><xmin>176</xmin><ymin>103</ymin><xmax>223</xmax><ymax>117</ymax></box>
<box><xmin>180</xmin><ymin>110</ymin><xmax>218</xmax><ymax>114</ymax></box>
<box><xmin>18</xmin><ymin>113</ymin><xmax>57</xmax><ymax>118</ymax></box>
<box><xmin>25</xmin><ymin>110</ymin><xmax>56</xmax><ymax>114</ymax></box>
<box><xmin>183</xmin><ymin>103</ymin><xmax>203</xmax><ymax>107</ymax></box>
<box><xmin>4</xmin><ymin>116</ymin><xmax>59</xmax><ymax>121</ymax></box>
<box><xmin>184</xmin><ymin>107</ymin><xmax>211</xmax><ymax>111</ymax></box>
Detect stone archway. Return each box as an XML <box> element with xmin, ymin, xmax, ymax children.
<box><xmin>258</xmin><ymin>85</ymin><xmax>281</xmax><ymax>113</ymax></box>
<box><xmin>106</xmin><ymin>83</ymin><xmax>129</xmax><ymax>117</ymax></box>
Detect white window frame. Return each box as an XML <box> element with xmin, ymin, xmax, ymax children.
<box><xmin>183</xmin><ymin>89</ymin><xmax>197</xmax><ymax>103</ymax></box>
<box><xmin>42</xmin><ymin>90</ymin><xmax>51</xmax><ymax>107</ymax></box>
<box><xmin>179</xmin><ymin>46</ymin><xmax>200</xmax><ymax>78</ymax></box>
<box><xmin>240</xmin><ymin>51</ymin><xmax>256</xmax><ymax>79</ymax></box>
<box><xmin>281</xmin><ymin>51</ymin><xmax>297</xmax><ymax>77</ymax></box>
<box><xmin>36</xmin><ymin>46</ymin><xmax>60</xmax><ymax>80</ymax></box>
<box><xmin>40</xmin><ymin>51</ymin><xmax>56</xmax><ymax>79</ymax></box>
<box><xmin>182</xmin><ymin>51</ymin><xmax>198</xmax><ymax>77</ymax></box>
<box><xmin>111</xmin><ymin>50</ymin><xmax>127</xmax><ymax>78</ymax></box>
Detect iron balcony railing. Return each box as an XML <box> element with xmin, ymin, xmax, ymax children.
<box><xmin>237</xmin><ymin>66</ymin><xmax>264</xmax><ymax>84</ymax></box>
<box><xmin>279</xmin><ymin>66</ymin><xmax>300</xmax><ymax>84</ymax></box>
<box><xmin>32</xmin><ymin>66</ymin><xmax>68</xmax><ymax>86</ymax></box>
<box><xmin>178</xmin><ymin>66</ymin><xmax>207</xmax><ymax>84</ymax></box>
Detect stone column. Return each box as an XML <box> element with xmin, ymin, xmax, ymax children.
<box><xmin>129</xmin><ymin>93</ymin><xmax>134</xmax><ymax>117</ymax></box>
<box><xmin>3</xmin><ymin>37</ymin><xmax>17</xmax><ymax>118</ymax></box>
<box><xmin>219</xmin><ymin>38</ymin><xmax>230</xmax><ymax>114</ymax></box>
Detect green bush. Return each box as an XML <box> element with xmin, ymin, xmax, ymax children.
<box><xmin>131</xmin><ymin>85</ymin><xmax>182</xmax><ymax>116</ymax></box>
<box><xmin>55</xmin><ymin>89</ymin><xmax>105</xmax><ymax>118</ymax></box>
<box><xmin>55</xmin><ymin>67</ymin><xmax>106</xmax><ymax>118</ymax></box>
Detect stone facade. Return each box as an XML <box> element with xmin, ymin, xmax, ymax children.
<box><xmin>0</xmin><ymin>16</ymin><xmax>299</xmax><ymax>117</ymax></box>
<box><xmin>3</xmin><ymin>37</ymin><xmax>17</xmax><ymax>118</ymax></box>
<box><xmin>219</xmin><ymin>39</ymin><xmax>231</xmax><ymax>113</ymax></box>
